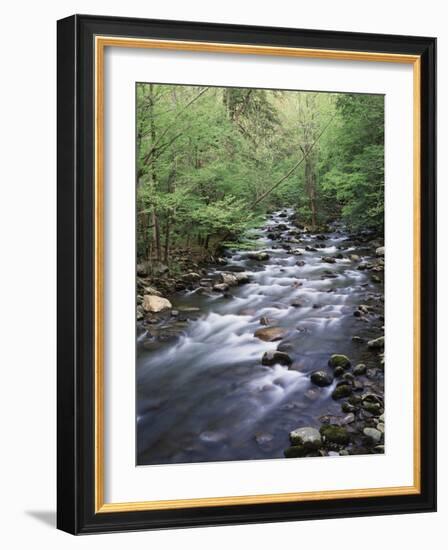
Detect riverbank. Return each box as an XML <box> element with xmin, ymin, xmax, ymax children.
<box><xmin>136</xmin><ymin>209</ymin><xmax>385</xmax><ymax>464</ymax></box>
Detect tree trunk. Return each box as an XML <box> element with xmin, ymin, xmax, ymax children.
<box><xmin>164</xmin><ymin>217</ymin><xmax>171</xmax><ymax>263</ymax></box>
<box><xmin>305</xmin><ymin>154</ymin><xmax>318</xmax><ymax>229</ymax></box>
<box><xmin>152</xmin><ymin>209</ymin><xmax>161</xmax><ymax>262</ymax></box>
<box><xmin>147</xmin><ymin>84</ymin><xmax>162</xmax><ymax>262</ymax></box>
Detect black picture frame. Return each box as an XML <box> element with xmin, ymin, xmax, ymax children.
<box><xmin>57</xmin><ymin>14</ymin><xmax>436</xmax><ymax>535</ymax></box>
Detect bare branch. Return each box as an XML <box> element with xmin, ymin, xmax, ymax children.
<box><xmin>249</xmin><ymin>113</ymin><xmax>337</xmax><ymax>209</ymax></box>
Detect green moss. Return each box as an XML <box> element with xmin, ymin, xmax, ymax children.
<box><xmin>320</xmin><ymin>425</ymin><xmax>350</xmax><ymax>445</ymax></box>
<box><xmin>353</xmin><ymin>363</ymin><xmax>367</xmax><ymax>376</ymax></box>
<box><xmin>328</xmin><ymin>354</ymin><xmax>351</xmax><ymax>369</ymax></box>
<box><xmin>362</xmin><ymin>401</ymin><xmax>381</xmax><ymax>414</ymax></box>
<box><xmin>284</xmin><ymin>445</ymin><xmax>307</xmax><ymax>458</ymax></box>
<box><xmin>331</xmin><ymin>384</ymin><xmax>352</xmax><ymax>400</ymax></box>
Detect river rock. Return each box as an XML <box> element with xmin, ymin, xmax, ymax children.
<box><xmin>181</xmin><ymin>272</ymin><xmax>201</xmax><ymax>282</ymax></box>
<box><xmin>289</xmin><ymin>427</ymin><xmax>322</xmax><ymax>449</ymax></box>
<box><xmin>376</xmin><ymin>246</ymin><xmax>385</xmax><ymax>256</ymax></box>
<box><xmin>332</xmin><ymin>384</ymin><xmax>352</xmax><ymax>400</ymax></box>
<box><xmin>342</xmin><ymin>372</ymin><xmax>355</xmax><ymax>383</ymax></box>
<box><xmin>310</xmin><ymin>370</ymin><xmax>333</xmax><ymax>387</ymax></box>
<box><xmin>215</xmin><ymin>257</ymin><xmax>228</xmax><ymax>266</ymax></box>
<box><xmin>220</xmin><ymin>273</ymin><xmax>238</xmax><ymax>286</ymax></box>
<box><xmin>235</xmin><ymin>272</ymin><xmax>251</xmax><ymax>284</ymax></box>
<box><xmin>213</xmin><ymin>283</ymin><xmax>229</xmax><ymax>292</ymax></box>
<box><xmin>143</xmin><ymin>295</ymin><xmax>172</xmax><ymax>313</ymax></box>
<box><xmin>348</xmin><ymin>394</ymin><xmax>362</xmax><ymax>405</ymax></box>
<box><xmin>322</xmin><ymin>256</ymin><xmax>336</xmax><ymax>263</ymax></box>
<box><xmin>328</xmin><ymin>354</ymin><xmax>351</xmax><ymax>369</ymax></box>
<box><xmin>143</xmin><ymin>285</ymin><xmax>162</xmax><ymax>297</ymax></box>
<box><xmin>261</xmin><ymin>351</ymin><xmax>292</xmax><ymax>366</ymax></box>
<box><xmin>277</xmin><ymin>341</ymin><xmax>294</xmax><ymax>352</ymax></box>
<box><xmin>225</xmin><ymin>265</ymin><xmax>246</xmax><ymax>272</ymax></box>
<box><xmin>333</xmin><ymin>366</ymin><xmax>345</xmax><ymax>377</ymax></box>
<box><xmin>368</xmin><ymin>336</ymin><xmax>384</xmax><ymax>349</ymax></box>
<box><xmin>284</xmin><ymin>445</ymin><xmax>307</xmax><ymax>458</ymax></box>
<box><xmin>363</xmin><ymin>427</ymin><xmax>382</xmax><ymax>444</ymax></box>
<box><xmin>248</xmin><ymin>252</ymin><xmax>270</xmax><ymax>261</ymax></box>
<box><xmin>341</xmin><ymin>401</ymin><xmax>356</xmax><ymax>413</ymax></box>
<box><xmin>254</xmin><ymin>326</ymin><xmax>287</xmax><ymax>342</ymax></box>
<box><xmin>363</xmin><ymin>391</ymin><xmax>382</xmax><ymax>402</ymax></box>
<box><xmin>362</xmin><ymin>400</ymin><xmax>382</xmax><ymax>414</ymax></box>
<box><xmin>137</xmin><ymin>263</ymin><xmax>149</xmax><ymax>276</ymax></box>
<box><xmin>320</xmin><ymin>424</ymin><xmax>350</xmax><ymax>445</ymax></box>
<box><xmin>353</xmin><ymin>363</ymin><xmax>367</xmax><ymax>376</ymax></box>
<box><xmin>342</xmin><ymin>413</ymin><xmax>355</xmax><ymax>424</ymax></box>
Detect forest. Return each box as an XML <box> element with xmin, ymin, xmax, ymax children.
<box><xmin>136</xmin><ymin>83</ymin><xmax>386</xmax><ymax>465</ymax></box>
<box><xmin>136</xmin><ymin>84</ymin><xmax>384</xmax><ymax>272</ymax></box>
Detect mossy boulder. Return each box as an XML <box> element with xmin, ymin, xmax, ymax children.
<box><xmin>341</xmin><ymin>401</ymin><xmax>356</xmax><ymax>413</ymax></box>
<box><xmin>353</xmin><ymin>363</ymin><xmax>367</xmax><ymax>376</ymax></box>
<box><xmin>363</xmin><ymin>427</ymin><xmax>382</xmax><ymax>444</ymax></box>
<box><xmin>248</xmin><ymin>251</ymin><xmax>270</xmax><ymax>261</ymax></box>
<box><xmin>320</xmin><ymin>424</ymin><xmax>350</xmax><ymax>445</ymax></box>
<box><xmin>284</xmin><ymin>445</ymin><xmax>308</xmax><ymax>458</ymax></box>
<box><xmin>328</xmin><ymin>354</ymin><xmax>351</xmax><ymax>369</ymax></box>
<box><xmin>362</xmin><ymin>400</ymin><xmax>382</xmax><ymax>414</ymax></box>
<box><xmin>310</xmin><ymin>370</ymin><xmax>333</xmax><ymax>387</ymax></box>
<box><xmin>261</xmin><ymin>351</ymin><xmax>292</xmax><ymax>366</ymax></box>
<box><xmin>289</xmin><ymin>427</ymin><xmax>322</xmax><ymax>449</ymax></box>
<box><xmin>348</xmin><ymin>394</ymin><xmax>362</xmax><ymax>405</ymax></box>
<box><xmin>333</xmin><ymin>366</ymin><xmax>345</xmax><ymax>378</ymax></box>
<box><xmin>368</xmin><ymin>336</ymin><xmax>384</xmax><ymax>349</ymax></box>
<box><xmin>331</xmin><ymin>384</ymin><xmax>352</xmax><ymax>400</ymax></box>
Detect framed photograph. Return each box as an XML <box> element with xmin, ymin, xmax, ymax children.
<box><xmin>57</xmin><ymin>14</ymin><xmax>436</xmax><ymax>534</ymax></box>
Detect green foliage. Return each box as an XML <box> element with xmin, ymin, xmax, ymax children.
<box><xmin>190</xmin><ymin>196</ymin><xmax>253</xmax><ymax>238</ymax></box>
<box><xmin>136</xmin><ymin>83</ymin><xmax>384</xmax><ymax>269</ymax></box>
<box><xmin>321</xmin><ymin>94</ymin><xmax>384</xmax><ymax>230</ymax></box>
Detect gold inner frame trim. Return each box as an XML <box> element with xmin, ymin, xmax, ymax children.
<box><xmin>94</xmin><ymin>35</ymin><xmax>421</xmax><ymax>513</ymax></box>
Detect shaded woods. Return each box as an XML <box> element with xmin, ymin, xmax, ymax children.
<box><xmin>136</xmin><ymin>84</ymin><xmax>384</xmax><ymax>273</ymax></box>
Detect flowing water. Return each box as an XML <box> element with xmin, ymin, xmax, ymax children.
<box><xmin>137</xmin><ymin>209</ymin><xmax>384</xmax><ymax>465</ymax></box>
